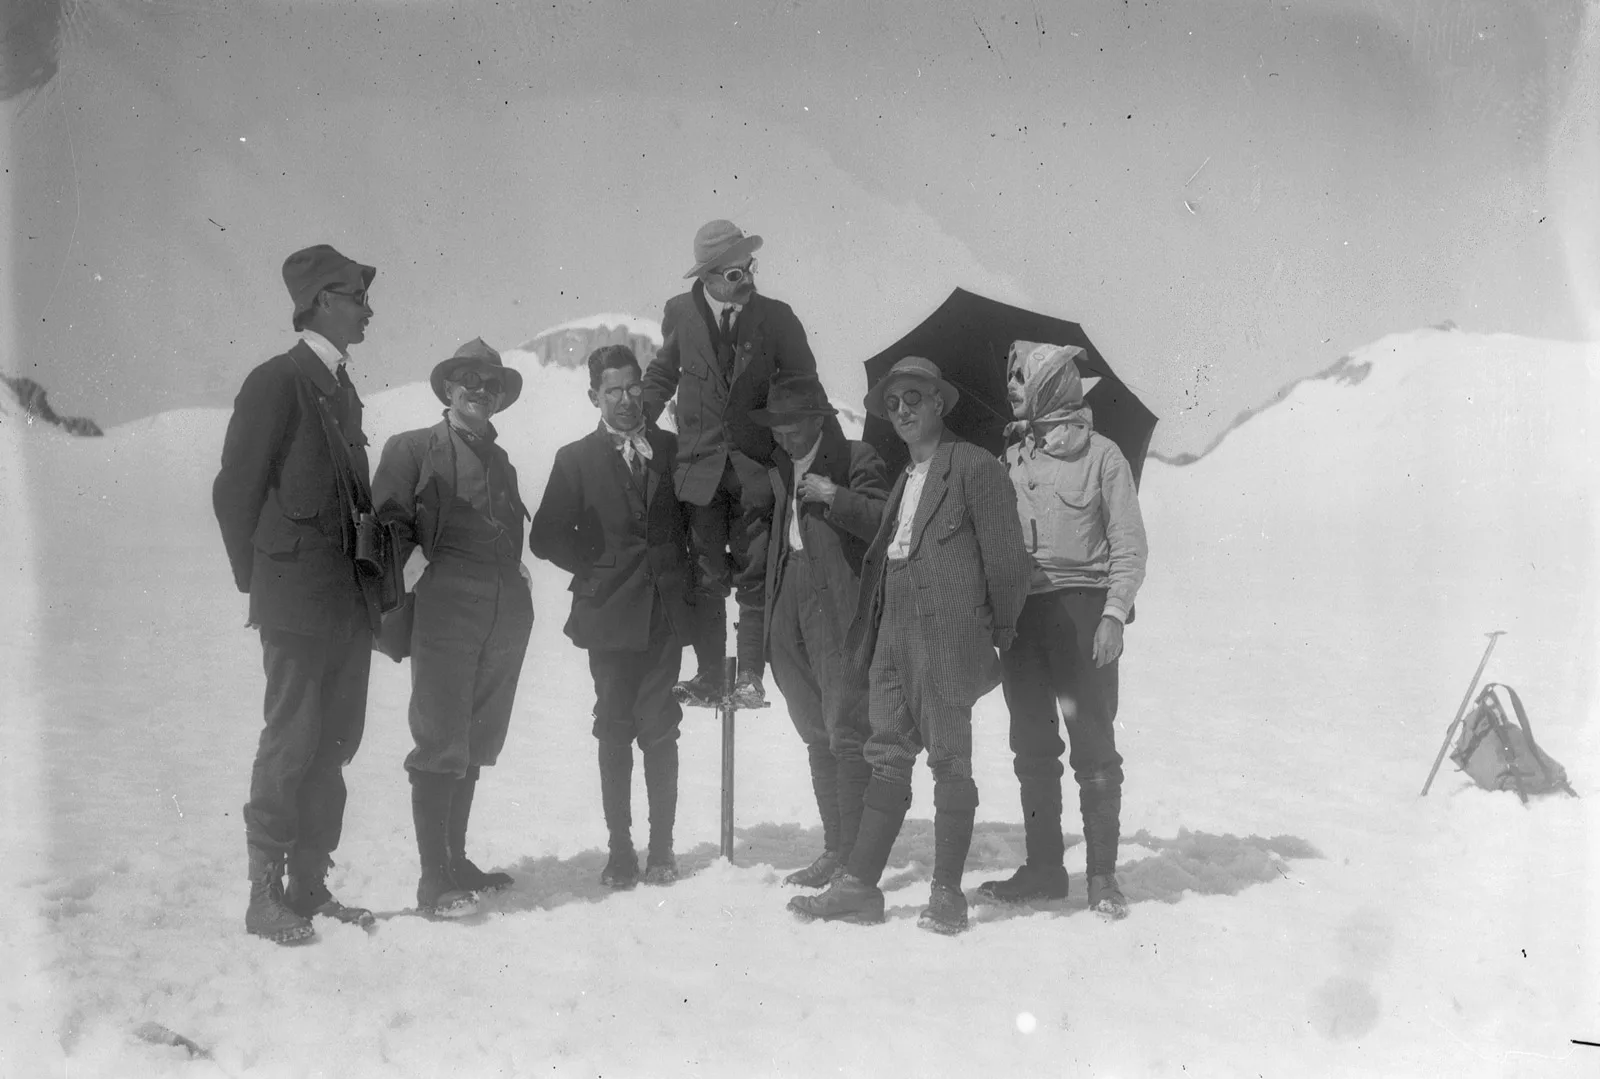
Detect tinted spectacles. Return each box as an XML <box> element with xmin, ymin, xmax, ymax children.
<box><xmin>454</xmin><ymin>371</ymin><xmax>503</xmax><ymax>395</ymax></box>
<box><xmin>718</xmin><ymin>258</ymin><xmax>757</xmax><ymax>284</ymax></box>
<box><xmin>600</xmin><ymin>383</ymin><xmax>645</xmax><ymax>402</ymax></box>
<box><xmin>326</xmin><ymin>289</ymin><xmax>369</xmax><ymax>306</ymax></box>
<box><xmin>883</xmin><ymin>389</ymin><xmax>927</xmax><ymax>413</ymax></box>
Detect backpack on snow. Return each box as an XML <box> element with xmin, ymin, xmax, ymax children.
<box><xmin>1448</xmin><ymin>683</ymin><xmax>1577</xmax><ymax>803</ymax></box>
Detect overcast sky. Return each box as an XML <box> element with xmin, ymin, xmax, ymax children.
<box><xmin>6</xmin><ymin>0</ymin><xmax>1595</xmax><ymax>454</ymax></box>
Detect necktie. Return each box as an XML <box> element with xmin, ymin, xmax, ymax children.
<box><xmin>719</xmin><ymin>305</ymin><xmax>733</xmax><ymax>344</ymax></box>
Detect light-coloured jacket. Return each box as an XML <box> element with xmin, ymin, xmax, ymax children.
<box><xmin>1005</xmin><ymin>430</ymin><xmax>1147</xmax><ymax>622</ymax></box>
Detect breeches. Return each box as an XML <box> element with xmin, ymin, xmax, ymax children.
<box><xmin>769</xmin><ymin>551</ymin><xmax>867</xmax><ymax>760</ymax></box>
<box><xmin>589</xmin><ymin>609</ymin><xmax>684</xmax><ymax>750</ymax></box>
<box><xmin>406</xmin><ymin>559</ymin><xmax>534</xmax><ymax>776</ymax></box>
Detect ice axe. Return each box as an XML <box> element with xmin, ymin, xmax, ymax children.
<box><xmin>720</xmin><ymin>655</ymin><xmax>737</xmax><ymax>861</ymax></box>
<box><xmin>1420</xmin><ymin>631</ymin><xmax>1505</xmax><ymax>796</ymax></box>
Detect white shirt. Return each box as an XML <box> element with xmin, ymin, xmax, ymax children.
<box><xmin>298</xmin><ymin>329</ymin><xmax>349</xmax><ymax>376</ymax></box>
<box><xmin>886</xmin><ymin>457</ymin><xmax>933</xmax><ymax>561</ymax></box>
<box><xmin>704</xmin><ymin>292</ymin><xmax>742</xmax><ymax>337</ymax></box>
<box><xmin>788</xmin><ymin>435</ymin><xmax>822</xmax><ymax>551</ymax></box>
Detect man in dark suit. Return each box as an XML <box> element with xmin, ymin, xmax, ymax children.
<box><xmin>791</xmin><ymin>357</ymin><xmax>1033</xmax><ymax>935</ymax></box>
<box><xmin>531</xmin><ymin>345</ymin><xmax>697</xmax><ymax>888</ymax></box>
<box><xmin>213</xmin><ymin>244</ymin><xmax>385</xmax><ymax>943</ymax></box>
<box><xmin>372</xmin><ymin>339</ymin><xmax>535</xmax><ymax>918</ymax></box>
<box><xmin>751</xmin><ymin>374</ymin><xmax>890</xmax><ymax>890</ymax></box>
<box><xmin>641</xmin><ymin>219</ymin><xmax>818</xmax><ymax>709</ymax></box>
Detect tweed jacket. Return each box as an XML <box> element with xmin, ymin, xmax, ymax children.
<box><xmin>763</xmin><ymin>418</ymin><xmax>891</xmax><ymax>654</ymax></box>
<box><xmin>845</xmin><ymin>432</ymin><xmax>1033</xmax><ymax>707</ymax></box>
<box><xmin>371</xmin><ymin>417</ymin><xmax>530</xmax><ymax>566</ymax></box>
<box><xmin>640</xmin><ymin>284</ymin><xmax>817</xmax><ymax>507</ymax></box>
<box><xmin>212</xmin><ymin>341</ymin><xmax>378</xmax><ymax>640</ymax></box>
<box><xmin>529</xmin><ymin>425</ymin><xmax>696</xmax><ymax>652</ymax></box>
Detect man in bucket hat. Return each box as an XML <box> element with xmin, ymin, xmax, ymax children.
<box><xmin>213</xmin><ymin>243</ymin><xmax>385</xmax><ymax>943</ymax></box>
<box><xmin>790</xmin><ymin>357</ymin><xmax>1031</xmax><ymax>935</ymax></box>
<box><xmin>531</xmin><ymin>345</ymin><xmax>698</xmax><ymax>888</ymax></box>
<box><xmin>751</xmin><ymin>373</ymin><xmax>890</xmax><ymax>890</ymax></box>
<box><xmin>372</xmin><ymin>338</ymin><xmax>534</xmax><ymax>917</ymax></box>
<box><xmin>641</xmin><ymin>219</ymin><xmax>819</xmax><ymax>709</ymax></box>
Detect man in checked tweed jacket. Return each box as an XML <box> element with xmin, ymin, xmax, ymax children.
<box><xmin>790</xmin><ymin>356</ymin><xmax>1032</xmax><ymax>935</ymax></box>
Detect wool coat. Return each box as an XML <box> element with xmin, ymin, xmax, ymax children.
<box><xmin>846</xmin><ymin>433</ymin><xmax>1034</xmax><ymax>707</ymax></box>
<box><xmin>212</xmin><ymin>341</ymin><xmax>378</xmax><ymax>640</ymax></box>
<box><xmin>640</xmin><ymin>284</ymin><xmax>817</xmax><ymax>507</ymax></box>
<box><xmin>763</xmin><ymin>418</ymin><xmax>891</xmax><ymax>655</ymax></box>
<box><xmin>529</xmin><ymin>425</ymin><xmax>697</xmax><ymax>653</ymax></box>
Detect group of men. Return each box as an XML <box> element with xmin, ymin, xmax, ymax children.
<box><xmin>212</xmin><ymin>219</ymin><xmax>1147</xmax><ymax>944</ymax></box>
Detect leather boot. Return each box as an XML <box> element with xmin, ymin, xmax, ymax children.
<box><xmin>410</xmin><ymin>771</ymin><xmax>477</xmax><ymax>917</ymax></box>
<box><xmin>976</xmin><ymin>775</ymin><xmax>1068</xmax><ymax>903</ymax></box>
<box><xmin>1081</xmin><ymin>771</ymin><xmax>1128</xmax><ymax>919</ymax></box>
<box><xmin>245</xmin><ymin>846</ymin><xmax>314</xmax><ymax>945</ymax></box>
<box><xmin>785</xmin><ymin>744</ymin><xmax>842</xmax><ymax>887</ymax></box>
<box><xmin>598</xmin><ymin>741</ymin><xmax>638</xmax><ymax>888</ymax></box>
<box><xmin>449</xmin><ymin>766</ymin><xmax>513</xmax><ymax>893</ymax></box>
<box><xmin>642</xmin><ymin>740</ymin><xmax>679</xmax><ymax>885</ymax></box>
<box><xmin>285</xmin><ymin>848</ymin><xmax>373</xmax><ymax>926</ymax></box>
<box><xmin>787</xmin><ymin>872</ymin><xmax>885</xmax><ymax>924</ymax></box>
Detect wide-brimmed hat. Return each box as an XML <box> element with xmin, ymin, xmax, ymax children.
<box><xmin>863</xmin><ymin>356</ymin><xmax>960</xmax><ymax>419</ymax></box>
<box><xmin>282</xmin><ymin>244</ymin><xmax>375</xmax><ymax>328</ymax></box>
<box><xmin>749</xmin><ymin>374</ymin><xmax>838</xmax><ymax>426</ymax></box>
<box><xmin>683</xmin><ymin>219</ymin><xmax>763</xmax><ymax>279</ymax></box>
<box><xmin>430</xmin><ymin>338</ymin><xmax>524</xmax><ymax>409</ymax></box>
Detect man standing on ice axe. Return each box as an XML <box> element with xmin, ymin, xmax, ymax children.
<box><xmin>750</xmin><ymin>374</ymin><xmax>890</xmax><ymax>891</ymax></box>
<box><xmin>976</xmin><ymin>341</ymin><xmax>1148</xmax><ymax>920</ymax></box>
<box><xmin>791</xmin><ymin>357</ymin><xmax>1032</xmax><ymax>935</ymax></box>
<box><xmin>531</xmin><ymin>345</ymin><xmax>698</xmax><ymax>888</ymax></box>
<box><xmin>641</xmin><ymin>220</ymin><xmax>819</xmax><ymax>709</ymax></box>
<box><xmin>213</xmin><ymin>244</ymin><xmax>388</xmax><ymax>943</ymax></box>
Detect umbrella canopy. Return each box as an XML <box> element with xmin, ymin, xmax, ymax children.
<box><xmin>860</xmin><ymin>288</ymin><xmax>1158</xmax><ymax>485</ymax></box>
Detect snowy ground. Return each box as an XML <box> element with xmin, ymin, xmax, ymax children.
<box><xmin>2</xmin><ymin>327</ymin><xmax>1596</xmax><ymax>1077</ymax></box>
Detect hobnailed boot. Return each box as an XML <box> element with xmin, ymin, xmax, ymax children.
<box><xmin>599</xmin><ymin>741</ymin><xmax>639</xmax><ymax>889</ymax></box>
<box><xmin>674</xmin><ymin>595</ymin><xmax>728</xmax><ymax>706</ymax></box>
<box><xmin>790</xmin><ymin>777</ymin><xmax>909</xmax><ymax>923</ymax></box>
<box><xmin>449</xmin><ymin>766</ymin><xmax>513</xmax><ymax>894</ymax></box>
<box><xmin>245</xmin><ymin>847</ymin><xmax>314</xmax><ymax>945</ymax></box>
<box><xmin>1081</xmin><ymin>772</ymin><xmax>1128</xmax><ymax>920</ymax></box>
<box><xmin>976</xmin><ymin>776</ymin><xmax>1067</xmax><ymax>903</ymax></box>
<box><xmin>285</xmin><ymin>849</ymin><xmax>374</xmax><ymax>927</ymax></box>
<box><xmin>786</xmin><ymin>872</ymin><xmax>885</xmax><ymax>924</ymax></box>
<box><xmin>729</xmin><ymin>667</ymin><xmax>768</xmax><ymax>709</ymax></box>
<box><xmin>642</xmin><ymin>740</ymin><xmax>679</xmax><ymax>885</ymax></box>
<box><xmin>917</xmin><ymin>882</ymin><xmax>969</xmax><ymax>936</ymax></box>
<box><xmin>786</xmin><ymin>744</ymin><xmax>842</xmax><ymax>887</ymax></box>
<box><xmin>410</xmin><ymin>771</ymin><xmax>478</xmax><ymax>918</ymax></box>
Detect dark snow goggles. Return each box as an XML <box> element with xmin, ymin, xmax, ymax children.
<box><xmin>454</xmin><ymin>371</ymin><xmax>504</xmax><ymax>396</ymax></box>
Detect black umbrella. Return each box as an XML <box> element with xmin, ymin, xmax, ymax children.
<box><xmin>860</xmin><ymin>288</ymin><xmax>1158</xmax><ymax>485</ymax></box>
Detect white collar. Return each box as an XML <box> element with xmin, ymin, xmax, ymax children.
<box><xmin>792</xmin><ymin>435</ymin><xmax>822</xmax><ymax>475</ymax></box>
<box><xmin>298</xmin><ymin>329</ymin><xmax>349</xmax><ymax>373</ymax></box>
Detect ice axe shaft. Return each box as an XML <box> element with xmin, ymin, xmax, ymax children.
<box><xmin>720</xmin><ymin>655</ymin><xmax>737</xmax><ymax>861</ymax></box>
<box><xmin>1420</xmin><ymin>631</ymin><xmax>1505</xmax><ymax>796</ymax></box>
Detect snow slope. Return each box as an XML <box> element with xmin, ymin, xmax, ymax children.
<box><xmin>3</xmin><ymin>328</ymin><xmax>1596</xmax><ymax>1077</ymax></box>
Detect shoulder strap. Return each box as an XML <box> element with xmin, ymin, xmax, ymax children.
<box><xmin>1485</xmin><ymin>683</ymin><xmax>1577</xmax><ymax>797</ymax></box>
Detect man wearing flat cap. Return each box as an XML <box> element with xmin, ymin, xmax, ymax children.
<box><xmin>751</xmin><ymin>373</ymin><xmax>890</xmax><ymax>891</ymax></box>
<box><xmin>214</xmin><ymin>243</ymin><xmax>385</xmax><ymax>943</ymax></box>
<box><xmin>641</xmin><ymin>219</ymin><xmax>819</xmax><ymax>709</ymax></box>
<box><xmin>791</xmin><ymin>357</ymin><xmax>1032</xmax><ymax>935</ymax></box>
<box><xmin>372</xmin><ymin>339</ymin><xmax>535</xmax><ymax>917</ymax></box>
<box><xmin>531</xmin><ymin>345</ymin><xmax>697</xmax><ymax>889</ymax></box>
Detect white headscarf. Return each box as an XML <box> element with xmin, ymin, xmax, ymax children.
<box><xmin>1004</xmin><ymin>341</ymin><xmax>1093</xmax><ymax>459</ymax></box>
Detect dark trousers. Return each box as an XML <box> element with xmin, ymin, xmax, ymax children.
<box><xmin>863</xmin><ymin>562</ymin><xmax>976</xmax><ymax>796</ymax></box>
<box><xmin>687</xmin><ymin>456</ymin><xmax>773</xmax><ymax>673</ymax></box>
<box><xmin>589</xmin><ymin>607</ymin><xmax>684</xmax><ymax>749</ymax></box>
<box><xmin>245</xmin><ymin>625</ymin><xmax>371</xmax><ymax>863</ymax></box>
<box><xmin>406</xmin><ymin>560</ymin><xmax>534</xmax><ymax>776</ymax></box>
<box><xmin>998</xmin><ymin>588</ymin><xmax>1124</xmax><ymax>788</ymax></box>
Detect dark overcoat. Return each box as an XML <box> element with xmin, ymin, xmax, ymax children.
<box><xmin>370</xmin><ymin>418</ymin><xmax>530</xmax><ymax>564</ymax></box>
<box><xmin>763</xmin><ymin>418</ymin><xmax>891</xmax><ymax>654</ymax></box>
<box><xmin>528</xmin><ymin>426</ymin><xmax>696</xmax><ymax>652</ymax></box>
<box><xmin>845</xmin><ymin>432</ymin><xmax>1034</xmax><ymax>707</ymax></box>
<box><xmin>640</xmin><ymin>284</ymin><xmax>817</xmax><ymax>506</ymax></box>
<box><xmin>212</xmin><ymin>342</ymin><xmax>377</xmax><ymax>640</ymax></box>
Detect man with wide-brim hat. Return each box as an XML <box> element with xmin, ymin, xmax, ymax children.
<box><xmin>213</xmin><ymin>243</ymin><xmax>386</xmax><ymax>944</ymax></box>
<box><xmin>641</xmin><ymin>219</ymin><xmax>820</xmax><ymax>710</ymax></box>
<box><xmin>750</xmin><ymin>373</ymin><xmax>891</xmax><ymax>892</ymax></box>
<box><xmin>790</xmin><ymin>356</ymin><xmax>1032</xmax><ymax>935</ymax></box>
<box><xmin>372</xmin><ymin>337</ymin><xmax>535</xmax><ymax>917</ymax></box>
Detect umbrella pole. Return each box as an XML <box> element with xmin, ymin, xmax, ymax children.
<box><xmin>1420</xmin><ymin>631</ymin><xmax>1505</xmax><ymax>796</ymax></box>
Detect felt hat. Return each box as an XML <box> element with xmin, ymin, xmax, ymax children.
<box><xmin>282</xmin><ymin>244</ymin><xmax>375</xmax><ymax>328</ymax></box>
<box><xmin>430</xmin><ymin>338</ymin><xmax>523</xmax><ymax>409</ymax></box>
<box><xmin>749</xmin><ymin>374</ymin><xmax>838</xmax><ymax>426</ymax></box>
<box><xmin>863</xmin><ymin>355</ymin><xmax>960</xmax><ymax>420</ymax></box>
<box><xmin>683</xmin><ymin>219</ymin><xmax>763</xmax><ymax>279</ymax></box>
